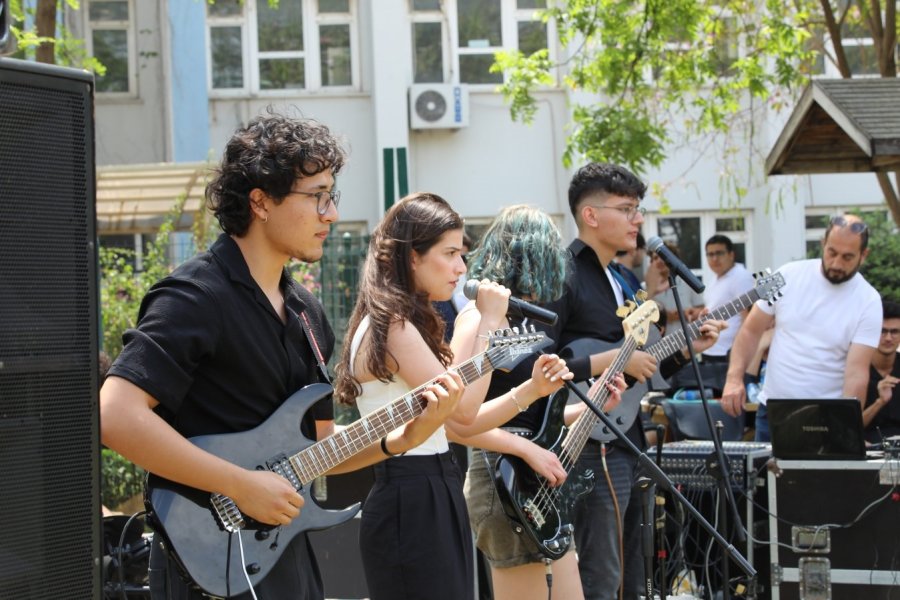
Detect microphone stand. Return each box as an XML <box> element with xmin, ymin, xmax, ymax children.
<box><xmin>562</xmin><ymin>380</ymin><xmax>756</xmax><ymax>591</ymax></box>
<box><xmin>667</xmin><ymin>274</ymin><xmax>746</xmax><ymax>600</ymax></box>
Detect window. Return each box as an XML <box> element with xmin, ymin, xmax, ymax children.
<box><xmin>207</xmin><ymin>0</ymin><xmax>357</xmax><ymax>94</ymax></box>
<box><xmin>410</xmin><ymin>0</ymin><xmax>446</xmax><ymax>83</ymax></box>
<box><xmin>713</xmin><ymin>216</ymin><xmax>748</xmax><ymax>265</ymax></box>
<box><xmin>86</xmin><ymin>0</ymin><xmax>135</xmax><ymax>95</ymax></box>
<box><xmin>643</xmin><ymin>211</ymin><xmax>753</xmax><ymax>276</ymax></box>
<box><xmin>410</xmin><ymin>0</ymin><xmax>552</xmax><ymax>86</ymax></box>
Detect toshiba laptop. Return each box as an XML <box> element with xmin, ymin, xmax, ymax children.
<box><xmin>767</xmin><ymin>398</ymin><xmax>867</xmax><ymax>460</ymax></box>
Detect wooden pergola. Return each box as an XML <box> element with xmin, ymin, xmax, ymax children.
<box><xmin>766</xmin><ymin>78</ymin><xmax>900</xmax><ymax>175</ymax></box>
<box><xmin>765</xmin><ymin>78</ymin><xmax>900</xmax><ymax>224</ymax></box>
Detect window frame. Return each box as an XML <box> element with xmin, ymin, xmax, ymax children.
<box><xmin>85</xmin><ymin>0</ymin><xmax>138</xmax><ymax>98</ymax></box>
<box><xmin>206</xmin><ymin>0</ymin><xmax>359</xmax><ymax>97</ymax></box>
<box><xmin>443</xmin><ymin>0</ymin><xmax>556</xmax><ymax>88</ymax></box>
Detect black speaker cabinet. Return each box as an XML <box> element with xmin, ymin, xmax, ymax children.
<box><xmin>0</xmin><ymin>58</ymin><xmax>99</xmax><ymax>599</ymax></box>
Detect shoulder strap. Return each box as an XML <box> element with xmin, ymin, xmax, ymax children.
<box><xmin>297</xmin><ymin>309</ymin><xmax>332</xmax><ymax>385</ymax></box>
<box><xmin>608</xmin><ymin>263</ymin><xmax>639</xmax><ymax>304</ymax></box>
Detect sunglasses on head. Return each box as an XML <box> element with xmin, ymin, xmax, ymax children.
<box><xmin>830</xmin><ymin>215</ymin><xmax>867</xmax><ymax>234</ymax></box>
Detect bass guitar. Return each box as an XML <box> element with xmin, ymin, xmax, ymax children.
<box><xmin>563</xmin><ymin>270</ymin><xmax>785</xmax><ymax>442</ymax></box>
<box><xmin>146</xmin><ymin>328</ymin><xmax>550</xmax><ymax>597</ymax></box>
<box><xmin>494</xmin><ymin>301</ymin><xmax>659</xmax><ymax>559</ymax></box>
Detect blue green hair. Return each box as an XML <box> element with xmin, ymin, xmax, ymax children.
<box><xmin>467</xmin><ymin>205</ymin><xmax>568</xmax><ymax>304</ymax></box>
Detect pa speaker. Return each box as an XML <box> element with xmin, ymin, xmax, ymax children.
<box><xmin>0</xmin><ymin>58</ymin><xmax>99</xmax><ymax>598</ymax></box>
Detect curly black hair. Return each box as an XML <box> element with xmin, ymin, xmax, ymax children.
<box><xmin>205</xmin><ymin>110</ymin><xmax>347</xmax><ymax>236</ymax></box>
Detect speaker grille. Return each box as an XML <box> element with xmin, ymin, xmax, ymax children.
<box><xmin>0</xmin><ymin>60</ymin><xmax>99</xmax><ymax>598</ymax></box>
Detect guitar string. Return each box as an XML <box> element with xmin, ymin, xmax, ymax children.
<box><xmin>289</xmin><ymin>348</ymin><xmax>499</xmax><ymax>482</ymax></box>
<box><xmin>511</xmin><ymin>282</ymin><xmax>774</xmax><ymax>538</ymax></box>
<box><xmin>528</xmin><ymin>336</ymin><xmax>638</xmax><ymax>518</ymax></box>
<box><xmin>288</xmin><ymin>333</ymin><xmax>543</xmax><ymax>484</ymax></box>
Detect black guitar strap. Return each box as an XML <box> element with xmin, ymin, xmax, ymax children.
<box><xmin>295</xmin><ymin>309</ymin><xmax>332</xmax><ymax>385</ymax></box>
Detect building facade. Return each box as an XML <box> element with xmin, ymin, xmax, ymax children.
<box><xmin>68</xmin><ymin>0</ymin><xmax>888</xmax><ymax>284</ymax></box>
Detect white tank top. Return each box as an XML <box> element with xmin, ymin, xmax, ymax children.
<box><xmin>349</xmin><ymin>316</ymin><xmax>449</xmax><ymax>455</ymax></box>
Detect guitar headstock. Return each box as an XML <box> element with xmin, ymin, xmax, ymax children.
<box><xmin>620</xmin><ymin>301</ymin><xmax>659</xmax><ymax>347</ymax></box>
<box><xmin>487</xmin><ymin>326</ymin><xmax>552</xmax><ymax>372</ymax></box>
<box><xmin>753</xmin><ymin>269</ymin><xmax>786</xmax><ymax>305</ymax></box>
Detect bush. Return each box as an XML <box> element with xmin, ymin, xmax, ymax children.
<box><xmin>101</xmin><ymin>448</ymin><xmax>145</xmax><ymax>509</ymax></box>
<box><xmin>859</xmin><ymin>212</ymin><xmax>900</xmax><ymax>303</ymax></box>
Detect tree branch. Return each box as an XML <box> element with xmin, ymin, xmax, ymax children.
<box><xmin>35</xmin><ymin>0</ymin><xmax>56</xmax><ymax>64</ymax></box>
<box><xmin>876</xmin><ymin>171</ymin><xmax>900</xmax><ymax>227</ymax></box>
<box><xmin>820</xmin><ymin>0</ymin><xmax>852</xmax><ymax>77</ymax></box>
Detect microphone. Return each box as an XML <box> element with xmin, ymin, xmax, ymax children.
<box><xmin>463</xmin><ymin>280</ymin><xmax>558</xmax><ymax>326</ymax></box>
<box><xmin>646</xmin><ymin>236</ymin><xmax>705</xmax><ymax>294</ymax></box>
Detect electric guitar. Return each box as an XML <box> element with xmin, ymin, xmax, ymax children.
<box><xmin>494</xmin><ymin>301</ymin><xmax>659</xmax><ymax>559</ymax></box>
<box><xmin>563</xmin><ymin>270</ymin><xmax>785</xmax><ymax>442</ymax></box>
<box><xmin>146</xmin><ymin>328</ymin><xmax>550</xmax><ymax>598</ymax></box>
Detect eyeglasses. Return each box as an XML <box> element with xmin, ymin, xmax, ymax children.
<box><xmin>706</xmin><ymin>250</ymin><xmax>728</xmax><ymax>259</ymax></box>
<box><xmin>290</xmin><ymin>189</ymin><xmax>341</xmax><ymax>215</ymax></box>
<box><xmin>589</xmin><ymin>204</ymin><xmax>647</xmax><ymax>222</ymax></box>
<box><xmin>882</xmin><ymin>328</ymin><xmax>900</xmax><ymax>337</ymax></box>
<box><xmin>830</xmin><ymin>215</ymin><xmax>867</xmax><ymax>234</ymax></box>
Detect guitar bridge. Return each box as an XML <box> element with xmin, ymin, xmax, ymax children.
<box><xmin>522</xmin><ymin>497</ymin><xmax>546</xmax><ymax>528</ymax></box>
<box><xmin>210</xmin><ymin>493</ymin><xmax>245</xmax><ymax>533</ymax></box>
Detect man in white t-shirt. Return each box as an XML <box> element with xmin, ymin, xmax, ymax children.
<box><xmin>702</xmin><ymin>234</ymin><xmax>756</xmax><ymax>362</ymax></box>
<box><xmin>720</xmin><ymin>214</ymin><xmax>882</xmax><ymax>441</ymax></box>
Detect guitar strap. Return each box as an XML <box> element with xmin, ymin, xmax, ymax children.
<box><xmin>296</xmin><ymin>309</ymin><xmax>332</xmax><ymax>385</ymax></box>
<box><xmin>608</xmin><ymin>263</ymin><xmax>641</xmax><ymax>305</ymax></box>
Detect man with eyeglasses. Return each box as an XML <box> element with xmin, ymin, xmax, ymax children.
<box><xmin>99</xmin><ymin>114</ymin><xmax>452</xmax><ymax>600</ymax></box>
<box><xmin>862</xmin><ymin>300</ymin><xmax>900</xmax><ymax>443</ymax></box>
<box><xmin>720</xmin><ymin>214</ymin><xmax>882</xmax><ymax>442</ymax></box>
<box><xmin>545</xmin><ymin>162</ymin><xmax>725</xmax><ymax>600</ymax></box>
<box><xmin>700</xmin><ymin>234</ymin><xmax>755</xmax><ymax>362</ymax></box>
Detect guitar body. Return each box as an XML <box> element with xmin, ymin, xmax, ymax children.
<box><xmin>494</xmin><ymin>387</ymin><xmax>596</xmax><ymax>560</ymax></box>
<box><xmin>146</xmin><ymin>383</ymin><xmax>358</xmax><ymax>598</ymax></box>
<box><xmin>563</xmin><ymin>330</ymin><xmax>665</xmax><ymax>443</ymax></box>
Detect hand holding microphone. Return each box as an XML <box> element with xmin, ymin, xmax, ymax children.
<box><xmin>463</xmin><ymin>279</ymin><xmax>559</xmax><ymax>325</ymax></box>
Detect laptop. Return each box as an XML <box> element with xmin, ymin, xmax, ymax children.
<box><xmin>767</xmin><ymin>398</ymin><xmax>867</xmax><ymax>460</ymax></box>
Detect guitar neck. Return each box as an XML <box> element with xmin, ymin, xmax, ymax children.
<box><xmin>562</xmin><ymin>336</ymin><xmax>638</xmax><ymax>457</ymax></box>
<box><xmin>648</xmin><ymin>288</ymin><xmax>761</xmax><ymax>361</ymax></box>
<box><xmin>287</xmin><ymin>346</ymin><xmax>501</xmax><ymax>484</ymax></box>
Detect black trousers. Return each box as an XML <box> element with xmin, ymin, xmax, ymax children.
<box><xmin>360</xmin><ymin>451</ymin><xmax>474</xmax><ymax>600</ymax></box>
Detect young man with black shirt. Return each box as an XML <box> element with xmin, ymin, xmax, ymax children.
<box><xmin>547</xmin><ymin>163</ymin><xmax>724</xmax><ymax>600</ymax></box>
<box><xmin>100</xmin><ymin>114</ymin><xmax>461</xmax><ymax>599</ymax></box>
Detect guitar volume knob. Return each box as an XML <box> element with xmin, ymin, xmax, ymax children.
<box><xmin>246</xmin><ymin>563</ymin><xmax>261</xmax><ymax>575</ymax></box>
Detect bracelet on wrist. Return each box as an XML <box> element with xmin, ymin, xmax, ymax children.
<box><xmin>380</xmin><ymin>436</ymin><xmax>403</xmax><ymax>457</ymax></box>
<box><xmin>510</xmin><ymin>387</ymin><xmax>527</xmax><ymax>413</ymax></box>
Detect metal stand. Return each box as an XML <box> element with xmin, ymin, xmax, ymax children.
<box><xmin>667</xmin><ymin>274</ymin><xmax>746</xmax><ymax>600</ymax></box>
<box><xmin>563</xmin><ymin>380</ymin><xmax>756</xmax><ymax>591</ymax></box>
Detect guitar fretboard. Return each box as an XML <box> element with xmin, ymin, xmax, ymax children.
<box><xmin>648</xmin><ymin>288</ymin><xmax>761</xmax><ymax>361</ymax></box>
<box><xmin>561</xmin><ymin>335</ymin><xmax>638</xmax><ymax>459</ymax></box>
<box><xmin>287</xmin><ymin>338</ymin><xmax>534</xmax><ymax>484</ymax></box>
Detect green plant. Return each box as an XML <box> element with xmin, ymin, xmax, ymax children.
<box><xmin>860</xmin><ymin>212</ymin><xmax>900</xmax><ymax>303</ymax></box>
<box><xmin>101</xmin><ymin>448</ymin><xmax>145</xmax><ymax>509</ymax></box>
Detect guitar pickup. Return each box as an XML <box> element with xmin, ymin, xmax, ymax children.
<box><xmin>522</xmin><ymin>498</ymin><xmax>546</xmax><ymax>528</ymax></box>
<box><xmin>266</xmin><ymin>454</ymin><xmax>304</xmax><ymax>493</ymax></box>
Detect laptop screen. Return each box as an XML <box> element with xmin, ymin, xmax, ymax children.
<box><xmin>767</xmin><ymin>398</ymin><xmax>867</xmax><ymax>460</ymax></box>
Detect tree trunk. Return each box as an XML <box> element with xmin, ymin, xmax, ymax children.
<box><xmin>35</xmin><ymin>0</ymin><xmax>56</xmax><ymax>64</ymax></box>
<box><xmin>876</xmin><ymin>171</ymin><xmax>900</xmax><ymax>227</ymax></box>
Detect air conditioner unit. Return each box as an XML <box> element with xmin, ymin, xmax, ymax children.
<box><xmin>409</xmin><ymin>84</ymin><xmax>469</xmax><ymax>130</ymax></box>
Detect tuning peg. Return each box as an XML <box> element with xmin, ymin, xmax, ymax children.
<box><xmin>512</xmin><ymin>326</ymin><xmax>520</xmax><ymax>334</ymax></box>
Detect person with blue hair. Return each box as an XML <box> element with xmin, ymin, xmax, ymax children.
<box><xmin>457</xmin><ymin>205</ymin><xmax>624</xmax><ymax>600</ymax></box>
